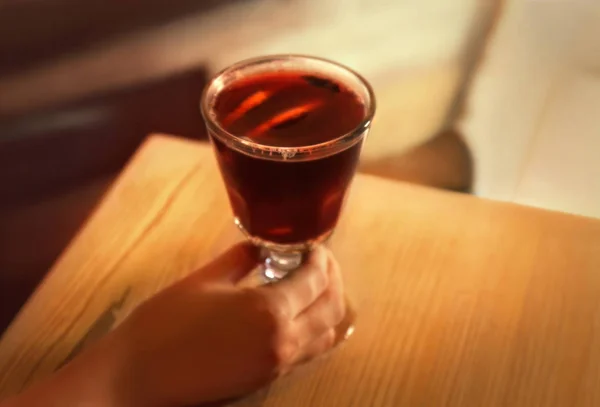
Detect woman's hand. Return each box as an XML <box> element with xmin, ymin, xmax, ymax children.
<box><xmin>117</xmin><ymin>243</ymin><xmax>346</xmax><ymax>406</ymax></box>
<box><xmin>3</xmin><ymin>243</ymin><xmax>346</xmax><ymax>407</ymax></box>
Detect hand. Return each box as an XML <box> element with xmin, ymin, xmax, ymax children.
<box><xmin>0</xmin><ymin>243</ymin><xmax>346</xmax><ymax>407</ymax></box>
<box><xmin>113</xmin><ymin>242</ymin><xmax>346</xmax><ymax>406</ymax></box>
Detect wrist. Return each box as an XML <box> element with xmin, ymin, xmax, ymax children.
<box><xmin>0</xmin><ymin>330</ymin><xmax>132</xmax><ymax>407</ymax></box>
<box><xmin>70</xmin><ymin>330</ymin><xmax>133</xmax><ymax>406</ymax></box>
<box><xmin>55</xmin><ymin>330</ymin><xmax>133</xmax><ymax>407</ymax></box>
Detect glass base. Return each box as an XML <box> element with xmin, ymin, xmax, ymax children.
<box><xmin>234</xmin><ymin>216</ymin><xmax>331</xmax><ymax>281</ymax></box>
<box><xmin>262</xmin><ymin>250</ymin><xmax>303</xmax><ymax>282</ymax></box>
<box><xmin>233</xmin><ymin>218</ymin><xmax>356</xmax><ymax>343</ymax></box>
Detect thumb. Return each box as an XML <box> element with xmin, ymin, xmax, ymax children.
<box><xmin>188</xmin><ymin>242</ymin><xmax>260</xmax><ymax>285</ymax></box>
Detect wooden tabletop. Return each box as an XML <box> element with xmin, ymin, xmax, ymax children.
<box><xmin>2</xmin><ymin>134</ymin><xmax>600</xmax><ymax>406</ymax></box>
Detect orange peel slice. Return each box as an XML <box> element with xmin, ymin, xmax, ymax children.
<box><xmin>224</xmin><ymin>90</ymin><xmax>273</xmax><ymax>126</ymax></box>
<box><xmin>248</xmin><ymin>100</ymin><xmax>323</xmax><ymax>138</ymax></box>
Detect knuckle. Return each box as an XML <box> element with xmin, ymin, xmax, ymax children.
<box><xmin>309</xmin><ymin>246</ymin><xmax>329</xmax><ymax>273</ymax></box>
<box><xmin>244</xmin><ymin>287</ymin><xmax>286</xmax><ymax>322</ymax></box>
<box><xmin>325</xmin><ymin>288</ymin><xmax>345</xmax><ymax>324</ymax></box>
<box><xmin>242</xmin><ymin>288</ymin><xmax>299</xmax><ymax>369</ymax></box>
<box><xmin>335</xmin><ymin>293</ymin><xmax>346</xmax><ymax>323</ymax></box>
<box><xmin>309</xmin><ymin>264</ymin><xmax>329</xmax><ymax>296</ymax></box>
<box><xmin>329</xmin><ymin>256</ymin><xmax>341</xmax><ymax>277</ymax></box>
<box><xmin>333</xmin><ymin>301</ymin><xmax>345</xmax><ymax>325</ymax></box>
<box><xmin>273</xmin><ymin>333</ymin><xmax>299</xmax><ymax>367</ymax></box>
<box><xmin>324</xmin><ymin>328</ymin><xmax>336</xmax><ymax>349</ymax></box>
<box><xmin>266</xmin><ymin>322</ymin><xmax>298</xmax><ymax>370</ymax></box>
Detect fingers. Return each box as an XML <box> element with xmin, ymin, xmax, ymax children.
<box><xmin>187</xmin><ymin>242</ymin><xmax>260</xmax><ymax>285</ymax></box>
<box><xmin>291</xmin><ymin>253</ymin><xmax>345</xmax><ymax>349</ymax></box>
<box><xmin>248</xmin><ymin>247</ymin><xmax>346</xmax><ymax>376</ymax></box>
<box><xmin>258</xmin><ymin>246</ymin><xmax>329</xmax><ymax>319</ymax></box>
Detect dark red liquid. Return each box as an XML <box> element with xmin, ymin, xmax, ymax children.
<box><xmin>210</xmin><ymin>71</ymin><xmax>366</xmax><ymax>244</ymax></box>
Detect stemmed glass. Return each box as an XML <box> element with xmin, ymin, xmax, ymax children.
<box><xmin>201</xmin><ymin>55</ymin><xmax>375</xmax><ymax>285</ymax></box>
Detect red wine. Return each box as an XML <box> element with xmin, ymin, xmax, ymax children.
<box><xmin>211</xmin><ymin>71</ymin><xmax>366</xmax><ymax>244</ymax></box>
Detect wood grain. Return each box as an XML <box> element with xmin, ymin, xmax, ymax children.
<box><xmin>2</xmin><ymin>135</ymin><xmax>600</xmax><ymax>406</ymax></box>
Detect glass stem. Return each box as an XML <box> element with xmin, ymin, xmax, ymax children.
<box><xmin>262</xmin><ymin>250</ymin><xmax>304</xmax><ymax>281</ymax></box>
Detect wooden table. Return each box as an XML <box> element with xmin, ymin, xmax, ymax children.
<box><xmin>2</xmin><ymin>135</ymin><xmax>600</xmax><ymax>406</ymax></box>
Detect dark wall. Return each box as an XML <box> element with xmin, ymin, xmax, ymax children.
<box><xmin>0</xmin><ymin>61</ymin><xmax>209</xmax><ymax>333</ymax></box>
<box><xmin>0</xmin><ymin>0</ymin><xmax>247</xmax><ymax>76</ymax></box>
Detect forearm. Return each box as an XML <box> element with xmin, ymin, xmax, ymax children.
<box><xmin>0</xmin><ymin>332</ymin><xmax>132</xmax><ymax>407</ymax></box>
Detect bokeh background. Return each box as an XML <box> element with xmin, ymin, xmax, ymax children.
<box><xmin>1</xmin><ymin>0</ymin><xmax>599</xmax><ymax>328</ymax></box>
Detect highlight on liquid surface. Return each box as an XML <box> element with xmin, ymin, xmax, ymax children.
<box><xmin>213</xmin><ymin>72</ymin><xmax>366</xmax><ymax>147</ymax></box>
<box><xmin>210</xmin><ymin>70</ymin><xmax>367</xmax><ymax>244</ymax></box>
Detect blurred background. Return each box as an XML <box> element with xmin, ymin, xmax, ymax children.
<box><xmin>1</xmin><ymin>0</ymin><xmax>599</xmax><ymax>329</ymax></box>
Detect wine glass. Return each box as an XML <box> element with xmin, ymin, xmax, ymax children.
<box><xmin>201</xmin><ymin>55</ymin><xmax>375</xmax><ymax>286</ymax></box>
